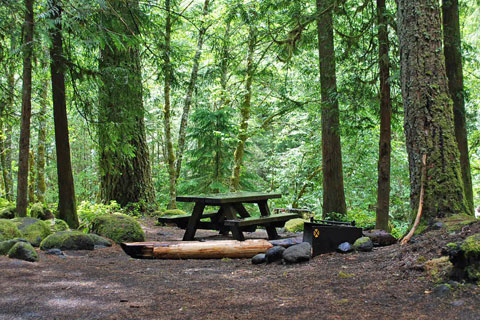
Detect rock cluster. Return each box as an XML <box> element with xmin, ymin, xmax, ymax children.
<box><xmin>252</xmin><ymin>242</ymin><xmax>312</xmax><ymax>265</ymax></box>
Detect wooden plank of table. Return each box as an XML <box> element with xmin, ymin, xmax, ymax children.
<box><xmin>176</xmin><ymin>192</ymin><xmax>281</xmax><ymax>204</ymax></box>
<box><xmin>222</xmin><ymin>204</ymin><xmax>245</xmax><ymax>241</ymax></box>
<box><xmin>183</xmin><ymin>202</ymin><xmax>206</xmax><ymax>241</ymax></box>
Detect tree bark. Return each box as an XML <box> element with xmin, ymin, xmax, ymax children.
<box><xmin>175</xmin><ymin>0</ymin><xmax>210</xmax><ymax>182</ymax></box>
<box><xmin>16</xmin><ymin>0</ymin><xmax>34</xmax><ymax>217</ymax></box>
<box><xmin>230</xmin><ymin>27</ymin><xmax>256</xmax><ymax>191</ymax></box>
<box><xmin>163</xmin><ymin>0</ymin><xmax>177</xmax><ymax>209</ymax></box>
<box><xmin>316</xmin><ymin>0</ymin><xmax>347</xmax><ymax>216</ymax></box>
<box><xmin>98</xmin><ymin>0</ymin><xmax>155</xmax><ymax>208</ymax></box>
<box><xmin>397</xmin><ymin>0</ymin><xmax>469</xmax><ymax>220</ymax></box>
<box><xmin>28</xmin><ymin>150</ymin><xmax>35</xmax><ymax>203</ymax></box>
<box><xmin>49</xmin><ymin>0</ymin><xmax>79</xmax><ymax>228</ymax></box>
<box><xmin>442</xmin><ymin>0</ymin><xmax>474</xmax><ymax>214</ymax></box>
<box><xmin>375</xmin><ymin>0</ymin><xmax>392</xmax><ymax>231</ymax></box>
<box><xmin>36</xmin><ymin>55</ymin><xmax>48</xmax><ymax>203</ymax></box>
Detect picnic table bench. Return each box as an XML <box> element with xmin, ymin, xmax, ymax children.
<box><xmin>159</xmin><ymin>192</ymin><xmax>300</xmax><ymax>241</ymax></box>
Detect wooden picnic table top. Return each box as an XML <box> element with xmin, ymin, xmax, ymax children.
<box><xmin>176</xmin><ymin>192</ymin><xmax>282</xmax><ymax>205</ymax></box>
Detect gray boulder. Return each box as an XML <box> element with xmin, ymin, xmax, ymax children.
<box><xmin>7</xmin><ymin>242</ymin><xmax>39</xmax><ymax>262</ymax></box>
<box><xmin>251</xmin><ymin>253</ymin><xmax>266</xmax><ymax>265</ymax></box>
<box><xmin>353</xmin><ymin>237</ymin><xmax>374</xmax><ymax>252</ymax></box>
<box><xmin>363</xmin><ymin>230</ymin><xmax>396</xmax><ymax>246</ymax></box>
<box><xmin>337</xmin><ymin>242</ymin><xmax>354</xmax><ymax>253</ymax></box>
<box><xmin>265</xmin><ymin>246</ymin><xmax>285</xmax><ymax>263</ymax></box>
<box><xmin>283</xmin><ymin>242</ymin><xmax>312</xmax><ymax>263</ymax></box>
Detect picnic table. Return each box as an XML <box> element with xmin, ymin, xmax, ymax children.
<box><xmin>158</xmin><ymin>192</ymin><xmax>300</xmax><ymax>241</ymax></box>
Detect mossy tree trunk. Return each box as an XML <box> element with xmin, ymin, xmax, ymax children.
<box><xmin>375</xmin><ymin>0</ymin><xmax>392</xmax><ymax>231</ymax></box>
<box><xmin>442</xmin><ymin>0</ymin><xmax>474</xmax><ymax>214</ymax></box>
<box><xmin>397</xmin><ymin>0</ymin><xmax>469</xmax><ymax>220</ymax></box>
<box><xmin>316</xmin><ymin>0</ymin><xmax>347</xmax><ymax>216</ymax></box>
<box><xmin>162</xmin><ymin>0</ymin><xmax>177</xmax><ymax>209</ymax></box>
<box><xmin>49</xmin><ymin>0</ymin><xmax>79</xmax><ymax>228</ymax></box>
<box><xmin>28</xmin><ymin>150</ymin><xmax>35</xmax><ymax>203</ymax></box>
<box><xmin>230</xmin><ymin>26</ymin><xmax>256</xmax><ymax>192</ymax></box>
<box><xmin>36</xmin><ymin>54</ymin><xmax>48</xmax><ymax>204</ymax></box>
<box><xmin>16</xmin><ymin>0</ymin><xmax>34</xmax><ymax>217</ymax></box>
<box><xmin>98</xmin><ymin>0</ymin><xmax>155</xmax><ymax>208</ymax></box>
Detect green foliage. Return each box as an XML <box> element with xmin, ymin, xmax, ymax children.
<box><xmin>77</xmin><ymin>201</ymin><xmax>123</xmax><ymax>232</ymax></box>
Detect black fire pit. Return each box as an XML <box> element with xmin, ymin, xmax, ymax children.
<box><xmin>303</xmin><ymin>219</ymin><xmax>363</xmax><ymax>256</ymax></box>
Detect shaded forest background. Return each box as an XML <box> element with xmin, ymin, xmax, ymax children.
<box><xmin>1</xmin><ymin>0</ymin><xmax>479</xmax><ymax>237</ymax></box>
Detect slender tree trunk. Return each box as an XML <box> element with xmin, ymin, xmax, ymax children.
<box><xmin>36</xmin><ymin>58</ymin><xmax>48</xmax><ymax>203</ymax></box>
<box><xmin>230</xmin><ymin>27</ymin><xmax>256</xmax><ymax>191</ymax></box>
<box><xmin>28</xmin><ymin>150</ymin><xmax>35</xmax><ymax>203</ymax></box>
<box><xmin>175</xmin><ymin>0</ymin><xmax>210</xmax><ymax>181</ymax></box>
<box><xmin>16</xmin><ymin>0</ymin><xmax>34</xmax><ymax>217</ymax></box>
<box><xmin>375</xmin><ymin>0</ymin><xmax>392</xmax><ymax>231</ymax></box>
<box><xmin>98</xmin><ymin>0</ymin><xmax>155</xmax><ymax>208</ymax></box>
<box><xmin>49</xmin><ymin>0</ymin><xmax>79</xmax><ymax>228</ymax></box>
<box><xmin>397</xmin><ymin>0</ymin><xmax>469</xmax><ymax>220</ymax></box>
<box><xmin>163</xmin><ymin>0</ymin><xmax>177</xmax><ymax>209</ymax></box>
<box><xmin>316</xmin><ymin>0</ymin><xmax>347</xmax><ymax>216</ymax></box>
<box><xmin>442</xmin><ymin>0</ymin><xmax>474</xmax><ymax>214</ymax></box>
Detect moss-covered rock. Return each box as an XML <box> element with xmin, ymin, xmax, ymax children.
<box><xmin>47</xmin><ymin>218</ymin><xmax>70</xmax><ymax>233</ymax></box>
<box><xmin>87</xmin><ymin>233</ymin><xmax>112</xmax><ymax>248</ymax></box>
<box><xmin>29</xmin><ymin>203</ymin><xmax>54</xmax><ymax>220</ymax></box>
<box><xmin>40</xmin><ymin>231</ymin><xmax>94</xmax><ymax>251</ymax></box>
<box><xmin>0</xmin><ymin>219</ymin><xmax>22</xmax><ymax>241</ymax></box>
<box><xmin>11</xmin><ymin>217</ymin><xmax>52</xmax><ymax>247</ymax></box>
<box><xmin>460</xmin><ymin>234</ymin><xmax>480</xmax><ymax>281</ymax></box>
<box><xmin>89</xmin><ymin>213</ymin><xmax>145</xmax><ymax>244</ymax></box>
<box><xmin>443</xmin><ymin>214</ymin><xmax>477</xmax><ymax>232</ymax></box>
<box><xmin>0</xmin><ymin>206</ymin><xmax>16</xmax><ymax>219</ymax></box>
<box><xmin>353</xmin><ymin>236</ymin><xmax>374</xmax><ymax>252</ymax></box>
<box><xmin>0</xmin><ymin>238</ymin><xmax>29</xmax><ymax>255</ymax></box>
<box><xmin>8</xmin><ymin>241</ymin><xmax>39</xmax><ymax>262</ymax></box>
<box><xmin>425</xmin><ymin>256</ymin><xmax>453</xmax><ymax>282</ymax></box>
<box><xmin>285</xmin><ymin>218</ymin><xmax>306</xmax><ymax>232</ymax></box>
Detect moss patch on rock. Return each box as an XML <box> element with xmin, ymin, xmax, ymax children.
<box><xmin>87</xmin><ymin>233</ymin><xmax>112</xmax><ymax>247</ymax></box>
<box><xmin>8</xmin><ymin>241</ymin><xmax>39</xmax><ymax>262</ymax></box>
<box><xmin>0</xmin><ymin>239</ymin><xmax>29</xmax><ymax>255</ymax></box>
<box><xmin>48</xmin><ymin>218</ymin><xmax>70</xmax><ymax>233</ymax></box>
<box><xmin>0</xmin><ymin>219</ymin><xmax>22</xmax><ymax>241</ymax></box>
<box><xmin>11</xmin><ymin>217</ymin><xmax>52</xmax><ymax>247</ymax></box>
<box><xmin>443</xmin><ymin>214</ymin><xmax>477</xmax><ymax>232</ymax></box>
<box><xmin>0</xmin><ymin>206</ymin><xmax>16</xmax><ymax>219</ymax></box>
<box><xmin>425</xmin><ymin>256</ymin><xmax>453</xmax><ymax>282</ymax></box>
<box><xmin>460</xmin><ymin>234</ymin><xmax>480</xmax><ymax>281</ymax></box>
<box><xmin>30</xmin><ymin>203</ymin><xmax>54</xmax><ymax>220</ymax></box>
<box><xmin>40</xmin><ymin>231</ymin><xmax>95</xmax><ymax>251</ymax></box>
<box><xmin>89</xmin><ymin>213</ymin><xmax>145</xmax><ymax>244</ymax></box>
<box><xmin>285</xmin><ymin>218</ymin><xmax>306</xmax><ymax>232</ymax></box>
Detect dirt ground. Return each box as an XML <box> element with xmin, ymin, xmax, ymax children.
<box><xmin>1</xmin><ymin>218</ymin><xmax>479</xmax><ymax>320</ymax></box>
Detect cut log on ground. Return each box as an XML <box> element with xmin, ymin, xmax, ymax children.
<box><xmin>121</xmin><ymin>240</ymin><xmax>273</xmax><ymax>259</ymax></box>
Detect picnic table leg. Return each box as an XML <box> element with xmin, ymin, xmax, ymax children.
<box><xmin>258</xmin><ymin>201</ymin><xmax>279</xmax><ymax>240</ymax></box>
<box><xmin>183</xmin><ymin>202</ymin><xmax>206</xmax><ymax>241</ymax></box>
<box><xmin>222</xmin><ymin>205</ymin><xmax>245</xmax><ymax>241</ymax></box>
<box><xmin>214</xmin><ymin>207</ymin><xmax>229</xmax><ymax>235</ymax></box>
<box><xmin>232</xmin><ymin>203</ymin><xmax>250</xmax><ymax>218</ymax></box>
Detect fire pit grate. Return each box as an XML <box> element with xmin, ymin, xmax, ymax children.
<box><xmin>303</xmin><ymin>218</ymin><xmax>363</xmax><ymax>256</ymax></box>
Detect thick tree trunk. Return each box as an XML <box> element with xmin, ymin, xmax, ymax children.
<box><xmin>175</xmin><ymin>0</ymin><xmax>210</xmax><ymax>181</ymax></box>
<box><xmin>230</xmin><ymin>27</ymin><xmax>256</xmax><ymax>191</ymax></box>
<box><xmin>98</xmin><ymin>0</ymin><xmax>155</xmax><ymax>208</ymax></box>
<box><xmin>16</xmin><ymin>0</ymin><xmax>34</xmax><ymax>217</ymax></box>
<box><xmin>316</xmin><ymin>0</ymin><xmax>347</xmax><ymax>216</ymax></box>
<box><xmin>375</xmin><ymin>0</ymin><xmax>392</xmax><ymax>231</ymax></box>
<box><xmin>163</xmin><ymin>0</ymin><xmax>177</xmax><ymax>209</ymax></box>
<box><xmin>49</xmin><ymin>0</ymin><xmax>79</xmax><ymax>228</ymax></box>
<box><xmin>442</xmin><ymin>0</ymin><xmax>474</xmax><ymax>214</ymax></box>
<box><xmin>36</xmin><ymin>60</ymin><xmax>48</xmax><ymax>203</ymax></box>
<box><xmin>397</xmin><ymin>0</ymin><xmax>469</xmax><ymax>220</ymax></box>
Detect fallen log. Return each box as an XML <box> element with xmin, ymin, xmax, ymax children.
<box><xmin>121</xmin><ymin>240</ymin><xmax>273</xmax><ymax>259</ymax></box>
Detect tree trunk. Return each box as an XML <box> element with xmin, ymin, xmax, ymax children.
<box><xmin>442</xmin><ymin>0</ymin><xmax>474</xmax><ymax>214</ymax></box>
<box><xmin>16</xmin><ymin>0</ymin><xmax>34</xmax><ymax>217</ymax></box>
<box><xmin>397</xmin><ymin>0</ymin><xmax>469</xmax><ymax>220</ymax></box>
<box><xmin>375</xmin><ymin>0</ymin><xmax>392</xmax><ymax>231</ymax></box>
<box><xmin>230</xmin><ymin>27</ymin><xmax>256</xmax><ymax>192</ymax></box>
<box><xmin>36</xmin><ymin>57</ymin><xmax>48</xmax><ymax>203</ymax></box>
<box><xmin>49</xmin><ymin>0</ymin><xmax>79</xmax><ymax>228</ymax></box>
<box><xmin>28</xmin><ymin>150</ymin><xmax>35</xmax><ymax>203</ymax></box>
<box><xmin>175</xmin><ymin>0</ymin><xmax>210</xmax><ymax>181</ymax></box>
<box><xmin>316</xmin><ymin>0</ymin><xmax>347</xmax><ymax>216</ymax></box>
<box><xmin>163</xmin><ymin>0</ymin><xmax>177</xmax><ymax>209</ymax></box>
<box><xmin>98</xmin><ymin>0</ymin><xmax>155</xmax><ymax>208</ymax></box>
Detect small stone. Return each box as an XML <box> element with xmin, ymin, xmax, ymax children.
<box><xmin>431</xmin><ymin>222</ymin><xmax>444</xmax><ymax>230</ymax></box>
<box><xmin>282</xmin><ymin>242</ymin><xmax>312</xmax><ymax>263</ymax></box>
<box><xmin>45</xmin><ymin>248</ymin><xmax>64</xmax><ymax>256</ymax></box>
<box><xmin>432</xmin><ymin>284</ymin><xmax>450</xmax><ymax>297</ymax></box>
<box><xmin>265</xmin><ymin>246</ymin><xmax>285</xmax><ymax>263</ymax></box>
<box><xmin>251</xmin><ymin>253</ymin><xmax>266</xmax><ymax>265</ymax></box>
<box><xmin>7</xmin><ymin>242</ymin><xmax>39</xmax><ymax>262</ymax></box>
<box><xmin>451</xmin><ymin>300</ymin><xmax>465</xmax><ymax>307</ymax></box>
<box><xmin>337</xmin><ymin>242</ymin><xmax>353</xmax><ymax>253</ymax></box>
<box><xmin>353</xmin><ymin>237</ymin><xmax>374</xmax><ymax>252</ymax></box>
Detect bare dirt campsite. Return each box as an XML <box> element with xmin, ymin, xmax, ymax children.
<box><xmin>1</xmin><ymin>218</ymin><xmax>479</xmax><ymax>320</ymax></box>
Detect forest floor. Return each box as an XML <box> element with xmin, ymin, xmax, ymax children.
<box><xmin>1</xmin><ymin>218</ymin><xmax>479</xmax><ymax>320</ymax></box>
